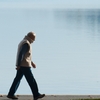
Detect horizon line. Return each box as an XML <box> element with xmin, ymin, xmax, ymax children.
<box><xmin>0</xmin><ymin>2</ymin><xmax>100</xmax><ymax>9</ymax></box>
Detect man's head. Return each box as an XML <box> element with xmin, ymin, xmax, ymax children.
<box><xmin>27</xmin><ymin>32</ymin><xmax>36</xmax><ymax>43</ymax></box>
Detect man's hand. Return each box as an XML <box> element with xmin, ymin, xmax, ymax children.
<box><xmin>16</xmin><ymin>66</ymin><xmax>20</xmax><ymax>70</ymax></box>
<box><xmin>31</xmin><ymin>61</ymin><xmax>36</xmax><ymax>68</ymax></box>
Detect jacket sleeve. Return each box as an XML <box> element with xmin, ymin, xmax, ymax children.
<box><xmin>17</xmin><ymin>43</ymin><xmax>29</xmax><ymax>66</ymax></box>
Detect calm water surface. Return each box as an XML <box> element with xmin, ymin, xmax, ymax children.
<box><xmin>0</xmin><ymin>9</ymin><xmax>100</xmax><ymax>95</ymax></box>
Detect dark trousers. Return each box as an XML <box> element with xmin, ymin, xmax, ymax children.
<box><xmin>8</xmin><ymin>67</ymin><xmax>39</xmax><ymax>98</ymax></box>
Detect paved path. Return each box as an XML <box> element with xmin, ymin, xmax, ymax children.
<box><xmin>0</xmin><ymin>95</ymin><xmax>100</xmax><ymax>100</ymax></box>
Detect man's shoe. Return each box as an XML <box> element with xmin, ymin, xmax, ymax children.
<box><xmin>34</xmin><ymin>94</ymin><xmax>45</xmax><ymax>100</ymax></box>
<box><xmin>7</xmin><ymin>95</ymin><xmax>18</xmax><ymax>99</ymax></box>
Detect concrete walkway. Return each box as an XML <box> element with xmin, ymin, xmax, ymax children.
<box><xmin>0</xmin><ymin>95</ymin><xmax>100</xmax><ymax>100</ymax></box>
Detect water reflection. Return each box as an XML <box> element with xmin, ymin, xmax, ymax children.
<box><xmin>54</xmin><ymin>9</ymin><xmax>100</xmax><ymax>37</ymax></box>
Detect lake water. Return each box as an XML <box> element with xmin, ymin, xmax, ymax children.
<box><xmin>0</xmin><ymin>8</ymin><xmax>100</xmax><ymax>95</ymax></box>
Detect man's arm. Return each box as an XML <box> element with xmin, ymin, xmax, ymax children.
<box><xmin>16</xmin><ymin>43</ymin><xmax>29</xmax><ymax>70</ymax></box>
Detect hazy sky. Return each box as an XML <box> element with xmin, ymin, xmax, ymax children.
<box><xmin>0</xmin><ymin>0</ymin><xmax>100</xmax><ymax>9</ymax></box>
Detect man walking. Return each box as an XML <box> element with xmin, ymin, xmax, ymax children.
<box><xmin>7</xmin><ymin>32</ymin><xmax>45</xmax><ymax>100</ymax></box>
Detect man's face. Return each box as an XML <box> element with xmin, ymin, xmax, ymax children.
<box><xmin>31</xmin><ymin>35</ymin><xmax>35</xmax><ymax>41</ymax></box>
<box><xmin>30</xmin><ymin>34</ymin><xmax>36</xmax><ymax>43</ymax></box>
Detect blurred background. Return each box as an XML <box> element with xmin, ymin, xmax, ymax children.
<box><xmin>0</xmin><ymin>0</ymin><xmax>100</xmax><ymax>95</ymax></box>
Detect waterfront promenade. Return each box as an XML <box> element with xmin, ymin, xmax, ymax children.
<box><xmin>0</xmin><ymin>95</ymin><xmax>100</xmax><ymax>100</ymax></box>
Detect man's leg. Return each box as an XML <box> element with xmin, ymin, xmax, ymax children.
<box><xmin>8</xmin><ymin>68</ymin><xmax>23</xmax><ymax>96</ymax></box>
<box><xmin>22</xmin><ymin>67</ymin><xmax>39</xmax><ymax>98</ymax></box>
